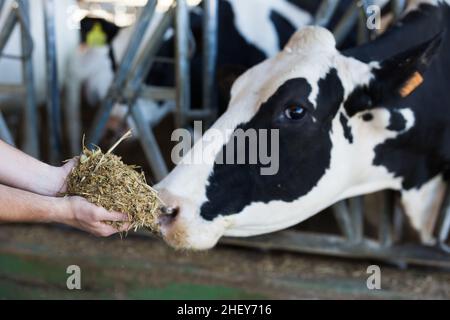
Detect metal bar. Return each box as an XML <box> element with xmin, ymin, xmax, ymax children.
<box><xmin>379</xmin><ymin>191</ymin><xmax>394</xmax><ymax>247</ymax></box>
<box><xmin>0</xmin><ymin>5</ymin><xmax>18</xmax><ymax>54</ymax></box>
<box><xmin>124</xmin><ymin>7</ymin><xmax>174</xmax><ymax>105</ymax></box>
<box><xmin>18</xmin><ymin>0</ymin><xmax>39</xmax><ymax>157</ymax></box>
<box><xmin>0</xmin><ymin>0</ymin><xmax>6</xmax><ymax>14</ymax></box>
<box><xmin>332</xmin><ymin>0</ymin><xmax>359</xmax><ymax>46</ymax></box>
<box><xmin>391</xmin><ymin>0</ymin><xmax>406</xmax><ymax>21</ymax></box>
<box><xmin>118</xmin><ymin>8</ymin><xmax>174</xmax><ymax>182</ymax></box>
<box><xmin>0</xmin><ymin>84</ymin><xmax>25</xmax><ymax>95</ymax></box>
<box><xmin>130</xmin><ymin>103</ymin><xmax>168</xmax><ymax>182</ymax></box>
<box><xmin>175</xmin><ymin>0</ymin><xmax>190</xmax><ymax>128</ymax></box>
<box><xmin>438</xmin><ymin>191</ymin><xmax>450</xmax><ymax>253</ymax></box>
<box><xmin>216</xmin><ymin>230</ymin><xmax>450</xmax><ymax>269</ymax></box>
<box><xmin>148</xmin><ymin>101</ymin><xmax>175</xmax><ymax>127</ymax></box>
<box><xmin>125</xmin><ymin>8</ymin><xmax>174</xmax><ymax>104</ymax></box>
<box><xmin>185</xmin><ymin>109</ymin><xmax>211</xmax><ymax>119</ymax></box>
<box><xmin>349</xmin><ymin>196</ymin><xmax>364</xmax><ymax>243</ymax></box>
<box><xmin>87</xmin><ymin>0</ymin><xmax>157</xmax><ymax>146</ymax></box>
<box><xmin>202</xmin><ymin>0</ymin><xmax>218</xmax><ymax>126</ymax></box>
<box><xmin>16</xmin><ymin>2</ymin><xmax>33</xmax><ymax>57</ymax></box>
<box><xmin>128</xmin><ymin>100</ymin><xmax>175</xmax><ymax>128</ymax></box>
<box><xmin>332</xmin><ymin>201</ymin><xmax>355</xmax><ymax>241</ymax></box>
<box><xmin>314</xmin><ymin>0</ymin><xmax>339</xmax><ymax>27</ymax></box>
<box><xmin>43</xmin><ymin>0</ymin><xmax>61</xmax><ymax>164</ymax></box>
<box><xmin>64</xmin><ymin>66</ymin><xmax>82</xmax><ymax>155</ymax></box>
<box><xmin>0</xmin><ymin>111</ymin><xmax>14</xmax><ymax>145</ymax></box>
<box><xmin>138</xmin><ymin>85</ymin><xmax>176</xmax><ymax>101</ymax></box>
<box><xmin>393</xmin><ymin>198</ymin><xmax>404</xmax><ymax>243</ymax></box>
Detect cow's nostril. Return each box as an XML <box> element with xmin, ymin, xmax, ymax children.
<box><xmin>160</xmin><ymin>205</ymin><xmax>179</xmax><ymax>216</ymax></box>
<box><xmin>158</xmin><ymin>205</ymin><xmax>179</xmax><ymax>227</ymax></box>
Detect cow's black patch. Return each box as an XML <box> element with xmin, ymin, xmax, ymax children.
<box><xmin>387</xmin><ymin>110</ymin><xmax>406</xmax><ymax>131</ymax></box>
<box><xmin>200</xmin><ymin>68</ymin><xmax>344</xmax><ymax>221</ymax></box>
<box><xmin>339</xmin><ymin>113</ymin><xmax>353</xmax><ymax>143</ymax></box>
<box><xmin>270</xmin><ymin>10</ymin><xmax>296</xmax><ymax>50</ymax></box>
<box><xmin>343</xmin><ymin>85</ymin><xmax>373</xmax><ymax>117</ymax></box>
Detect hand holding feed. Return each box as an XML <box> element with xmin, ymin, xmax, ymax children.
<box><xmin>57</xmin><ymin>196</ymin><xmax>130</xmax><ymax>237</ymax></box>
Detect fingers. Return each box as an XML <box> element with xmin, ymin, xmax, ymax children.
<box><xmin>69</xmin><ymin>197</ymin><xmax>131</xmax><ymax>237</ymax></box>
<box><xmin>62</xmin><ymin>157</ymin><xmax>79</xmax><ymax>173</ymax></box>
<box><xmin>92</xmin><ymin>222</ymin><xmax>131</xmax><ymax>237</ymax></box>
<box><xmin>94</xmin><ymin>208</ymin><xmax>129</xmax><ymax>222</ymax></box>
<box><xmin>93</xmin><ymin>223</ymin><xmax>120</xmax><ymax>237</ymax></box>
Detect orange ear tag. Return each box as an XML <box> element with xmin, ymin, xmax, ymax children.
<box><xmin>399</xmin><ymin>72</ymin><xmax>424</xmax><ymax>97</ymax></box>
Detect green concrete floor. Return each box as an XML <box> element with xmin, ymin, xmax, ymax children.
<box><xmin>0</xmin><ymin>224</ymin><xmax>449</xmax><ymax>299</ymax></box>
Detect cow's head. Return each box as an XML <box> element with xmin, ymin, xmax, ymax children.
<box><xmin>156</xmin><ymin>26</ymin><xmax>442</xmax><ymax>250</ymax></box>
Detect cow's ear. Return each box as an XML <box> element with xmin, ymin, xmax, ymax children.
<box><xmin>370</xmin><ymin>31</ymin><xmax>443</xmax><ymax>102</ymax></box>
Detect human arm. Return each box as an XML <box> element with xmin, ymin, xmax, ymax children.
<box><xmin>0</xmin><ymin>183</ymin><xmax>129</xmax><ymax>237</ymax></box>
<box><xmin>0</xmin><ymin>140</ymin><xmax>70</xmax><ymax>197</ymax></box>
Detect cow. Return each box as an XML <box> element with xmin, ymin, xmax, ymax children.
<box><xmin>155</xmin><ymin>0</ymin><xmax>450</xmax><ymax>250</ymax></box>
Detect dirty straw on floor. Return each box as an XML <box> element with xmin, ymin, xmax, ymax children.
<box><xmin>64</xmin><ymin>130</ymin><xmax>161</xmax><ymax>233</ymax></box>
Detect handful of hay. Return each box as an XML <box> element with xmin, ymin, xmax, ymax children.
<box><xmin>64</xmin><ymin>130</ymin><xmax>161</xmax><ymax>233</ymax></box>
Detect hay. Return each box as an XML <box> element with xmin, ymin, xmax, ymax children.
<box><xmin>64</xmin><ymin>130</ymin><xmax>161</xmax><ymax>233</ymax></box>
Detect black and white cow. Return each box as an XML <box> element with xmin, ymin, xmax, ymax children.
<box><xmin>156</xmin><ymin>0</ymin><xmax>450</xmax><ymax>250</ymax></box>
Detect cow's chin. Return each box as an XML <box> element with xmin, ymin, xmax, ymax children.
<box><xmin>159</xmin><ymin>213</ymin><xmax>229</xmax><ymax>250</ymax></box>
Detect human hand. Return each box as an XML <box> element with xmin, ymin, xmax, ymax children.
<box><xmin>55</xmin><ymin>196</ymin><xmax>130</xmax><ymax>237</ymax></box>
<box><xmin>55</xmin><ymin>157</ymin><xmax>78</xmax><ymax>195</ymax></box>
<box><xmin>40</xmin><ymin>157</ymin><xmax>78</xmax><ymax>197</ymax></box>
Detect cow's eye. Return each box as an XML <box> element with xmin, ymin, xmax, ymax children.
<box><xmin>284</xmin><ymin>105</ymin><xmax>306</xmax><ymax>120</ymax></box>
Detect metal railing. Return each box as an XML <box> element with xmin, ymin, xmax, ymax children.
<box><xmin>0</xmin><ymin>0</ymin><xmax>38</xmax><ymax>156</ymax></box>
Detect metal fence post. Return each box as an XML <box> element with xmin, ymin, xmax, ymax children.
<box><xmin>202</xmin><ymin>0</ymin><xmax>218</xmax><ymax>126</ymax></box>
<box><xmin>43</xmin><ymin>0</ymin><xmax>61</xmax><ymax>164</ymax></box>
<box><xmin>314</xmin><ymin>0</ymin><xmax>339</xmax><ymax>27</ymax></box>
<box><xmin>87</xmin><ymin>0</ymin><xmax>157</xmax><ymax>146</ymax></box>
<box><xmin>175</xmin><ymin>0</ymin><xmax>190</xmax><ymax>128</ymax></box>
<box><xmin>18</xmin><ymin>0</ymin><xmax>39</xmax><ymax>158</ymax></box>
<box><xmin>0</xmin><ymin>112</ymin><xmax>14</xmax><ymax>145</ymax></box>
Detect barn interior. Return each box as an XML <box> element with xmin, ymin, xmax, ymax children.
<box><xmin>0</xmin><ymin>0</ymin><xmax>449</xmax><ymax>299</ymax></box>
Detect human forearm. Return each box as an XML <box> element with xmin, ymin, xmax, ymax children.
<box><xmin>0</xmin><ymin>183</ymin><xmax>129</xmax><ymax>236</ymax></box>
<box><xmin>0</xmin><ymin>183</ymin><xmax>66</xmax><ymax>224</ymax></box>
<box><xmin>0</xmin><ymin>140</ymin><xmax>67</xmax><ymax>196</ymax></box>
<box><xmin>0</xmin><ymin>140</ymin><xmax>62</xmax><ymax>196</ymax></box>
